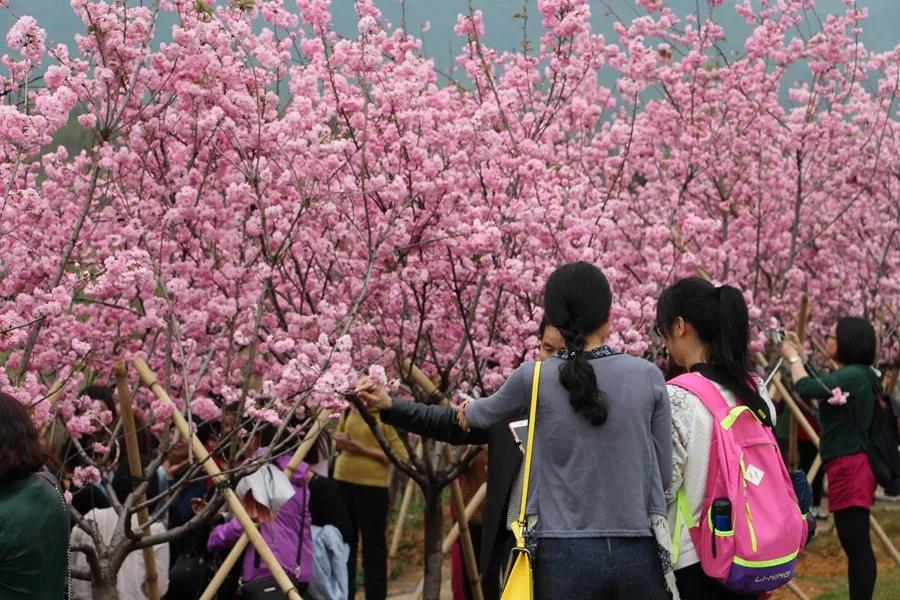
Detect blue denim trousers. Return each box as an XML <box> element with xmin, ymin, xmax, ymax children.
<box><xmin>534</xmin><ymin>536</ymin><xmax>670</xmax><ymax>600</ymax></box>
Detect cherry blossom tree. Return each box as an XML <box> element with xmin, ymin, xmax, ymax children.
<box><xmin>0</xmin><ymin>0</ymin><xmax>896</xmax><ymax>597</ymax></box>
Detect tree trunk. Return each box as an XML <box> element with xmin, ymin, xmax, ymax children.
<box><xmin>421</xmin><ymin>487</ymin><xmax>444</xmax><ymax>600</ymax></box>
<box><xmin>91</xmin><ymin>572</ymin><xmax>120</xmax><ymax>600</ymax></box>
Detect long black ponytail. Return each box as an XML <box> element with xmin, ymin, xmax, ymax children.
<box><xmin>543</xmin><ymin>262</ymin><xmax>612</xmax><ymax>426</ymax></box>
<box><xmin>656</xmin><ymin>277</ymin><xmax>772</xmax><ymax>426</ymax></box>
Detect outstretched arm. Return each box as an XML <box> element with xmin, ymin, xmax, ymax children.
<box><xmin>381</xmin><ymin>399</ymin><xmax>490</xmax><ymax>445</ymax></box>
<box><xmin>355</xmin><ymin>376</ymin><xmax>490</xmax><ymax>444</ymax></box>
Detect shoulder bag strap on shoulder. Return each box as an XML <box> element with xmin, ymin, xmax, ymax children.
<box><xmin>517</xmin><ymin>361</ymin><xmax>542</xmax><ymax>528</ymax></box>
<box><xmin>670</xmin><ymin>372</ymin><xmax>733</xmax><ymax>422</ymax></box>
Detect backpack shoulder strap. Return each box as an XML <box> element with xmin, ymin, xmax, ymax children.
<box><xmin>669</xmin><ymin>372</ymin><xmax>732</xmax><ymax>423</ymax></box>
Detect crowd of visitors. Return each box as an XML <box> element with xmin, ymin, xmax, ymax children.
<box><xmin>0</xmin><ymin>261</ymin><xmax>897</xmax><ymax>600</ymax></box>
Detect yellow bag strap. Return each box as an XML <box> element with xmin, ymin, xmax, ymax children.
<box><xmin>513</xmin><ymin>361</ymin><xmax>542</xmax><ymax>546</ymax></box>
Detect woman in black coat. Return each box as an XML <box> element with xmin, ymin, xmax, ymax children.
<box><xmin>356</xmin><ymin>322</ymin><xmax>564</xmax><ymax>600</ymax></box>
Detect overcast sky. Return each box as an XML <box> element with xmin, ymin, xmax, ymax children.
<box><xmin>3</xmin><ymin>1</ymin><xmax>897</xmax><ymax>85</ymax></box>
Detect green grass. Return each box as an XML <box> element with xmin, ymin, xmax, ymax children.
<box><xmin>802</xmin><ymin>566</ymin><xmax>900</xmax><ymax>599</ymax></box>
<box><xmin>388</xmin><ymin>486</ymin><xmax>426</xmax><ymax>581</ymax></box>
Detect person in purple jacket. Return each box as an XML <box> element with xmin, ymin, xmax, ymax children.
<box><xmin>207</xmin><ymin>427</ymin><xmax>314</xmax><ymax>593</ymax></box>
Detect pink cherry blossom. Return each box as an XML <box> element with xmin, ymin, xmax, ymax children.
<box><xmin>829</xmin><ymin>387</ymin><xmax>850</xmax><ymax>406</ymax></box>
<box><xmin>6</xmin><ymin>15</ymin><xmax>46</xmax><ymax>64</ymax></box>
<box><xmin>190</xmin><ymin>396</ymin><xmax>222</xmax><ymax>421</ymax></box>
<box><xmin>72</xmin><ymin>465</ymin><xmax>101</xmax><ymax>488</ymax></box>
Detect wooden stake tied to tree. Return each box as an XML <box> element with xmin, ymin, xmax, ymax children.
<box><xmin>114</xmin><ymin>363</ymin><xmax>161</xmax><ymax>600</ymax></box>
<box><xmin>198</xmin><ymin>410</ymin><xmax>332</xmax><ymax>600</ymax></box>
<box><xmin>132</xmin><ymin>357</ymin><xmax>303</xmax><ymax>600</ymax></box>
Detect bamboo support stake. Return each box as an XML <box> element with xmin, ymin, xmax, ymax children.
<box><xmin>787</xmin><ymin>580</ymin><xmax>811</xmax><ymax>600</ymax></box>
<box><xmin>445</xmin><ymin>460</ymin><xmax>483</xmax><ymax>596</ymax></box>
<box><xmin>440</xmin><ymin>482</ymin><xmax>487</xmax><ymax>555</ymax></box>
<box><xmin>806</xmin><ymin>454</ymin><xmax>822</xmax><ymax>484</ymax></box>
<box><xmin>132</xmin><ymin>357</ymin><xmax>302</xmax><ymax>600</ymax></box>
<box><xmin>199</xmin><ymin>409</ymin><xmax>331</xmax><ymax>600</ymax></box>
<box><xmin>772</xmin><ymin>375</ymin><xmax>820</xmax><ymax>445</ymax></box>
<box><xmin>787</xmin><ymin>412</ymin><xmax>799</xmax><ymax>469</ymax></box>
<box><xmin>115</xmin><ymin>363</ymin><xmax>161</xmax><ymax>600</ymax></box>
<box><xmin>403</xmin><ymin>360</ymin><xmax>484</xmax><ymax>600</ymax></box>
<box><xmin>870</xmin><ymin>515</ymin><xmax>900</xmax><ymax>566</ymax></box>
<box><xmin>413</xmin><ymin>482</ymin><xmax>488</xmax><ymax>600</ymax></box>
<box><xmin>389</xmin><ymin>441</ymin><xmax>421</xmax><ymax>561</ymax></box>
<box><xmin>390</xmin><ymin>476</ymin><xmax>416</xmax><ymax>559</ymax></box>
<box><xmin>787</xmin><ymin>296</ymin><xmax>811</xmax><ymax>469</ymax></box>
<box><xmin>883</xmin><ymin>364</ymin><xmax>899</xmax><ymax>397</ymax></box>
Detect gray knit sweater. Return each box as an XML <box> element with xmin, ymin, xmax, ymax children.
<box><xmin>465</xmin><ymin>353</ymin><xmax>672</xmax><ymax>538</ymax></box>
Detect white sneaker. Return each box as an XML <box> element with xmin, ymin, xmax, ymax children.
<box><xmin>875</xmin><ymin>490</ymin><xmax>900</xmax><ymax>502</ymax></box>
<box><xmin>811</xmin><ymin>506</ymin><xmax>829</xmax><ymax>520</ymax></box>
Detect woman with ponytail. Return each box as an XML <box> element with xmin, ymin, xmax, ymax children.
<box><xmin>781</xmin><ymin>317</ymin><xmax>880</xmax><ymax>600</ymax></box>
<box><xmin>460</xmin><ymin>262</ymin><xmax>673</xmax><ymax>599</ymax></box>
<box><xmin>656</xmin><ymin>278</ymin><xmax>777</xmax><ymax>599</ymax></box>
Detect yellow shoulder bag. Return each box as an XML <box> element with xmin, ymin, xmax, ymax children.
<box><xmin>500</xmin><ymin>360</ymin><xmax>542</xmax><ymax>600</ymax></box>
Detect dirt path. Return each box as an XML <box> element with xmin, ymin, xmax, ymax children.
<box><xmin>383</xmin><ymin>559</ymin><xmax>453</xmax><ymax>599</ymax></box>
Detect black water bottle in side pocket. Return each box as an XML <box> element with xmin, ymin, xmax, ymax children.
<box><xmin>710</xmin><ymin>498</ymin><xmax>732</xmax><ymax>558</ymax></box>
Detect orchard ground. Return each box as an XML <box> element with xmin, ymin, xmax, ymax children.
<box><xmin>372</xmin><ymin>492</ymin><xmax>900</xmax><ymax>599</ymax></box>
<box><xmin>771</xmin><ymin>501</ymin><xmax>900</xmax><ymax>600</ymax></box>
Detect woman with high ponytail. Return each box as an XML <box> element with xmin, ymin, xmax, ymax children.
<box><xmin>461</xmin><ymin>262</ymin><xmax>673</xmax><ymax>599</ymax></box>
<box><xmin>657</xmin><ymin>277</ymin><xmax>778</xmax><ymax>599</ymax></box>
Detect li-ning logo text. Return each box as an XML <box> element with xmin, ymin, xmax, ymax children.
<box><xmin>753</xmin><ymin>570</ymin><xmax>792</xmax><ymax>584</ymax></box>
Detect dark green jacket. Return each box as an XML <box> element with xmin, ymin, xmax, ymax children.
<box><xmin>794</xmin><ymin>363</ymin><xmax>881</xmax><ymax>462</ymax></box>
<box><xmin>0</xmin><ymin>473</ymin><xmax>70</xmax><ymax>599</ymax></box>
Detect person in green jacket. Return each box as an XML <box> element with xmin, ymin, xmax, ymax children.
<box><xmin>781</xmin><ymin>317</ymin><xmax>881</xmax><ymax>600</ymax></box>
<box><xmin>0</xmin><ymin>391</ymin><xmax>71</xmax><ymax>599</ymax></box>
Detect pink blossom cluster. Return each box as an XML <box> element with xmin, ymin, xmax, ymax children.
<box><xmin>0</xmin><ymin>0</ymin><xmax>895</xmax><ymax>449</ymax></box>
<box><xmin>71</xmin><ymin>465</ymin><xmax>101</xmax><ymax>488</ymax></box>
<box><xmin>6</xmin><ymin>15</ymin><xmax>45</xmax><ymax>64</ymax></box>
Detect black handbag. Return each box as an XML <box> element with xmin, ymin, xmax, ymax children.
<box><xmin>169</xmin><ymin>541</ymin><xmax>242</xmax><ymax>598</ymax></box>
<box><xmin>168</xmin><ymin>552</ymin><xmax>214</xmax><ymax>598</ymax></box>
<box><xmin>239</xmin><ymin>486</ymin><xmax>308</xmax><ymax>599</ymax></box>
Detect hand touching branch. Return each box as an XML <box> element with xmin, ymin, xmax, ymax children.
<box><xmin>355</xmin><ymin>376</ymin><xmax>393</xmax><ymax>410</ymax></box>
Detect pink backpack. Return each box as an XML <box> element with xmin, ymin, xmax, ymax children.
<box><xmin>670</xmin><ymin>373</ymin><xmax>808</xmax><ymax>594</ymax></box>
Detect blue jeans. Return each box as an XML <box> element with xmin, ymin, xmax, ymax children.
<box><xmin>534</xmin><ymin>537</ymin><xmax>669</xmax><ymax>600</ymax></box>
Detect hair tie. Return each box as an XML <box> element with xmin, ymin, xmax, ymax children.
<box><xmin>557</xmin><ymin>348</ymin><xmax>579</xmax><ymax>361</ymax></box>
